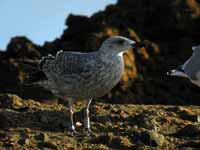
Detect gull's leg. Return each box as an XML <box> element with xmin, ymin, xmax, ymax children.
<box><xmin>68</xmin><ymin>98</ymin><xmax>77</xmax><ymax>135</ymax></box>
<box><xmin>84</xmin><ymin>98</ymin><xmax>92</xmax><ymax>134</ymax></box>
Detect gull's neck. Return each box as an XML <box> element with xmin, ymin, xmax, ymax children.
<box><xmin>117</xmin><ymin>52</ymin><xmax>124</xmax><ymax>57</ymax></box>
<box><xmin>99</xmin><ymin>46</ymin><xmax>123</xmax><ymax>58</ymax></box>
<box><xmin>99</xmin><ymin>50</ymin><xmax>123</xmax><ymax>59</ymax></box>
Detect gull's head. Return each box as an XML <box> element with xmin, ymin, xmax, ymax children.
<box><xmin>99</xmin><ymin>36</ymin><xmax>136</xmax><ymax>54</ymax></box>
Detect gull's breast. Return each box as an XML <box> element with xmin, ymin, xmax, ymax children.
<box><xmin>88</xmin><ymin>55</ymin><xmax>124</xmax><ymax>98</ymax></box>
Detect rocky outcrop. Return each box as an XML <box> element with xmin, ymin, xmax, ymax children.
<box><xmin>1</xmin><ymin>0</ymin><xmax>200</xmax><ymax>104</ymax></box>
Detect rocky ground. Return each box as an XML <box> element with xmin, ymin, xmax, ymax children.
<box><xmin>0</xmin><ymin>94</ymin><xmax>200</xmax><ymax>150</ymax></box>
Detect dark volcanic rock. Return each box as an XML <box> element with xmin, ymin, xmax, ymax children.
<box><xmin>6</xmin><ymin>36</ymin><xmax>41</xmax><ymax>60</ymax></box>
<box><xmin>1</xmin><ymin>0</ymin><xmax>200</xmax><ymax>104</ymax></box>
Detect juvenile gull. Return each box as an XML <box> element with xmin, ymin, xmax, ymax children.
<box><xmin>168</xmin><ymin>45</ymin><xmax>200</xmax><ymax>87</ymax></box>
<box><xmin>28</xmin><ymin>36</ymin><xmax>137</xmax><ymax>135</ymax></box>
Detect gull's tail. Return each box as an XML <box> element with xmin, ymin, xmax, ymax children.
<box><xmin>19</xmin><ymin>55</ymin><xmax>54</xmax><ymax>85</ymax></box>
<box><xmin>21</xmin><ymin>53</ymin><xmax>56</xmax><ymax>86</ymax></box>
<box><xmin>23</xmin><ymin>70</ymin><xmax>47</xmax><ymax>85</ymax></box>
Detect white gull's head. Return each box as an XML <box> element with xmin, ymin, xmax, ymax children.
<box><xmin>99</xmin><ymin>36</ymin><xmax>136</xmax><ymax>54</ymax></box>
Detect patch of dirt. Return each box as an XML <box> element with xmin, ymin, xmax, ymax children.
<box><xmin>0</xmin><ymin>94</ymin><xmax>200</xmax><ymax>149</ymax></box>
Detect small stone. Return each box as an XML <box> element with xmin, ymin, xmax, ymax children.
<box><xmin>25</xmin><ymin>138</ymin><xmax>31</xmax><ymax>145</ymax></box>
<box><xmin>14</xmin><ymin>99</ymin><xmax>23</xmax><ymax>107</ymax></box>
<box><xmin>140</xmin><ymin>131</ymin><xmax>166</xmax><ymax>147</ymax></box>
<box><xmin>34</xmin><ymin>133</ymin><xmax>49</xmax><ymax>142</ymax></box>
<box><xmin>43</xmin><ymin>133</ymin><xmax>49</xmax><ymax>142</ymax></box>
<box><xmin>197</xmin><ymin>115</ymin><xmax>200</xmax><ymax>123</ymax></box>
<box><xmin>119</xmin><ymin>110</ymin><xmax>129</xmax><ymax>118</ymax></box>
<box><xmin>24</xmin><ymin>128</ymin><xmax>31</xmax><ymax>133</ymax></box>
<box><xmin>75</xmin><ymin>121</ymin><xmax>82</xmax><ymax>127</ymax></box>
<box><xmin>149</xmin><ymin>131</ymin><xmax>165</xmax><ymax>146</ymax></box>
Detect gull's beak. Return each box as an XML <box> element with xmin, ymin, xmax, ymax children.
<box><xmin>167</xmin><ymin>69</ymin><xmax>179</xmax><ymax>76</ymax></box>
<box><xmin>167</xmin><ymin>67</ymin><xmax>188</xmax><ymax>78</ymax></box>
<box><xmin>131</xmin><ymin>41</ymin><xmax>147</xmax><ymax>50</ymax></box>
<box><xmin>130</xmin><ymin>41</ymin><xmax>136</xmax><ymax>47</ymax></box>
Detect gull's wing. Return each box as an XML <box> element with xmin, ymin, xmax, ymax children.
<box><xmin>56</xmin><ymin>50</ymin><xmax>97</xmax><ymax>74</ymax></box>
<box><xmin>41</xmin><ymin>50</ymin><xmax>101</xmax><ymax>83</ymax></box>
<box><xmin>182</xmin><ymin>46</ymin><xmax>200</xmax><ymax>80</ymax></box>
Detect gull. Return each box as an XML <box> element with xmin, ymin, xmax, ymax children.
<box><xmin>167</xmin><ymin>45</ymin><xmax>200</xmax><ymax>87</ymax></box>
<box><xmin>26</xmin><ymin>36</ymin><xmax>138</xmax><ymax>135</ymax></box>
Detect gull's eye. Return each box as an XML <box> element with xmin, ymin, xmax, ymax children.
<box><xmin>117</xmin><ymin>39</ymin><xmax>124</xmax><ymax>44</ymax></box>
